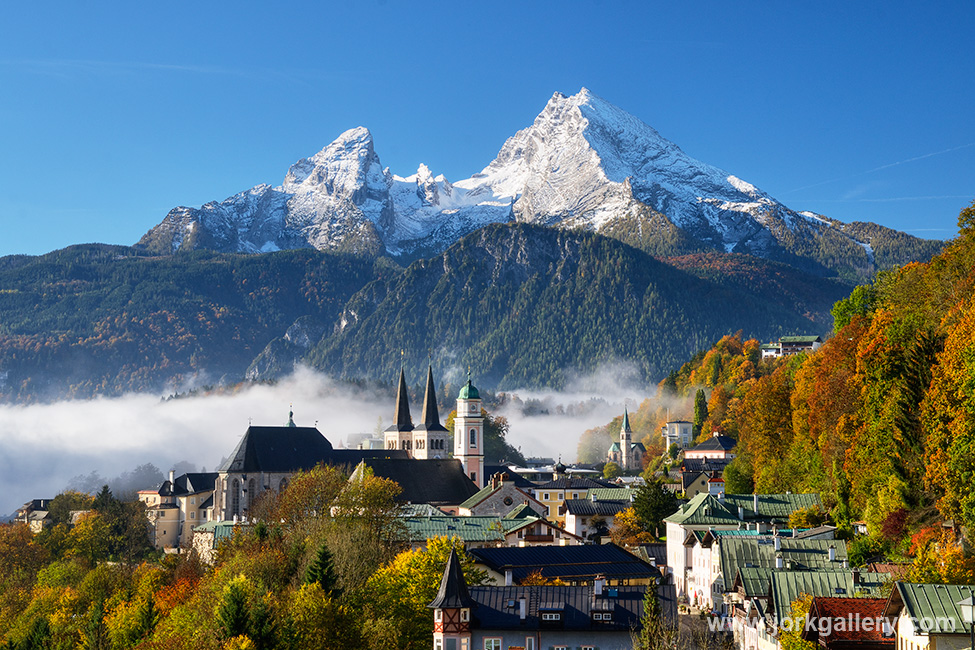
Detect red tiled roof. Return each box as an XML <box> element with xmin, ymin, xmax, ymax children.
<box><xmin>806</xmin><ymin>597</ymin><xmax>893</xmax><ymax>643</ymax></box>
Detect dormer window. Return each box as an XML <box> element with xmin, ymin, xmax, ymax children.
<box><xmin>541</xmin><ymin>612</ymin><xmax>561</xmax><ymax>621</ymax></box>
<box><xmin>460</xmin><ymin>608</ymin><xmax>470</xmax><ymax>622</ymax></box>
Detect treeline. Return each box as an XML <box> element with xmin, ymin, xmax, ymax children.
<box><xmin>0</xmin><ymin>246</ymin><xmax>381</xmax><ymax>402</ymax></box>
<box><xmin>308</xmin><ymin>223</ymin><xmax>843</xmax><ymax>390</ymax></box>
<box><xmin>0</xmin><ymin>466</ymin><xmax>484</xmax><ymax>649</ymax></box>
<box><xmin>610</xmin><ymin>202</ymin><xmax>975</xmax><ymax>572</ymax></box>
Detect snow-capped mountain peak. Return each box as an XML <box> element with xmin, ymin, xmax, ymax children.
<box><xmin>138</xmin><ymin>88</ymin><xmax>880</xmax><ymax>274</ymax></box>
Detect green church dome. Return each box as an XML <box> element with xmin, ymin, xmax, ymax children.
<box><xmin>458</xmin><ymin>378</ymin><xmax>480</xmax><ymax>400</ymax></box>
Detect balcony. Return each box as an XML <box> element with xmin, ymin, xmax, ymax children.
<box><xmin>523</xmin><ymin>534</ymin><xmax>554</xmax><ymax>543</ymax></box>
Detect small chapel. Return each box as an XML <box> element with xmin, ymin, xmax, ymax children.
<box><xmin>606</xmin><ymin>407</ymin><xmax>646</xmax><ymax>471</ymax></box>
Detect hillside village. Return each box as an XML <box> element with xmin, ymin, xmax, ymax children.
<box><xmin>10</xmin><ymin>321</ymin><xmax>975</xmax><ymax>649</ymax></box>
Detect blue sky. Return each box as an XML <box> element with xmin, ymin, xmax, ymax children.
<box><xmin>1</xmin><ymin>2</ymin><xmax>973</xmax><ymax>258</ymax></box>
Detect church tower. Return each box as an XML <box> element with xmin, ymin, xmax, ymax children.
<box><xmin>620</xmin><ymin>407</ymin><xmax>633</xmax><ymax>470</ymax></box>
<box><xmin>428</xmin><ymin>548</ymin><xmax>474</xmax><ymax>650</ymax></box>
<box><xmin>413</xmin><ymin>365</ymin><xmax>450</xmax><ymax>459</ymax></box>
<box><xmin>454</xmin><ymin>373</ymin><xmax>484</xmax><ymax>488</ymax></box>
<box><xmin>383</xmin><ymin>368</ymin><xmax>414</xmax><ymax>453</ymax></box>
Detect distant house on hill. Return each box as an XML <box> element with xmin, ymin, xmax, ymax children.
<box><xmin>762</xmin><ymin>335</ymin><xmax>824</xmax><ymax>359</ymax></box>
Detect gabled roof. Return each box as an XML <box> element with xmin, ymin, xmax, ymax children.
<box><xmin>722</xmin><ymin>493</ymin><xmax>823</xmax><ymax>522</ymax></box>
<box><xmin>589</xmin><ymin>488</ymin><xmax>634</xmax><ymax>502</ymax></box>
<box><xmin>608</xmin><ymin>442</ymin><xmax>621</xmax><ymax>452</ymax></box>
<box><xmin>804</xmin><ymin>597</ymin><xmax>893</xmax><ymax>645</ymax></box>
<box><xmin>689</xmin><ymin>435</ymin><xmax>737</xmax><ymax>453</ymax></box>
<box><xmin>564</xmin><ymin>499</ymin><xmax>629</xmax><ymax>517</ymax></box>
<box><xmin>218</xmin><ymin>426</ymin><xmax>333</xmax><ymax>473</ymax></box>
<box><xmin>355</xmin><ymin>458</ymin><xmax>479</xmax><ymax>506</ymax></box>
<box><xmin>768</xmin><ymin>570</ymin><xmax>890</xmax><ymax>626</ymax></box>
<box><xmin>469</xmin><ymin>584</ymin><xmax>651</xmax><ymax>631</ymax></box>
<box><xmin>680</xmin><ymin>457</ymin><xmax>734</xmax><ymax>474</ymax></box>
<box><xmin>780</xmin><ymin>335</ymin><xmax>822</xmax><ymax>344</ymax></box>
<box><xmin>172</xmin><ymin>472</ymin><xmax>219</xmax><ymax>496</ymax></box>
<box><xmin>470</xmin><ymin>543</ymin><xmax>658</xmax><ymax>584</ymax></box>
<box><xmin>663</xmin><ymin>493</ymin><xmax>739</xmax><ymax>526</ymax></box>
<box><xmin>428</xmin><ymin>548</ymin><xmax>477</xmax><ymax>609</ymax></box>
<box><xmin>883</xmin><ymin>582</ymin><xmax>974</xmax><ymax>635</ymax></box>
<box><xmin>732</xmin><ymin>566</ymin><xmax>774</xmax><ymax>599</ymax></box>
<box><xmin>504</xmin><ymin>504</ymin><xmax>544</xmax><ymax>520</ymax></box>
<box><xmin>403</xmin><ymin>516</ymin><xmax>507</xmax><ymax>544</ymax></box>
<box><xmin>534</xmin><ymin>477</ymin><xmax>615</xmax><ymax>490</ymax></box>
<box><xmin>719</xmin><ymin>537</ymin><xmax>848</xmax><ymax>583</ymax></box>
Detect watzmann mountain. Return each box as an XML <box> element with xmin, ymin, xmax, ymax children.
<box><xmin>0</xmin><ymin>89</ymin><xmax>945</xmax><ymax>402</ymax></box>
<box><xmin>137</xmin><ymin>89</ymin><xmax>935</xmax><ymax>281</ymax></box>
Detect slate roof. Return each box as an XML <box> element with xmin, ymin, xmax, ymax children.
<box><xmin>723</xmin><ymin>493</ymin><xmax>823</xmax><ymax>522</ymax></box>
<box><xmin>429</xmin><ymin>548</ymin><xmax>477</xmax><ymax>609</ymax></box>
<box><xmin>883</xmin><ymin>582</ymin><xmax>975</xmax><ymax>635</ymax></box>
<box><xmin>632</xmin><ymin>543</ymin><xmax>667</xmax><ymax>567</ymax></box>
<box><xmin>385</xmin><ymin>368</ymin><xmax>414</xmax><ymax>432</ymax></box>
<box><xmin>768</xmin><ymin>570</ymin><xmax>891</xmax><ymax>626</ymax></box>
<box><xmin>469</xmin><ymin>584</ymin><xmax>651</xmax><ymax>632</ymax></box>
<box><xmin>564</xmin><ymin>499</ymin><xmax>629</xmax><ymax>517</ymax></box>
<box><xmin>470</xmin><ymin>543</ymin><xmax>659</xmax><ymax>584</ymax></box>
<box><xmin>171</xmin><ymin>472</ymin><xmax>218</xmax><ymax>496</ymax></box>
<box><xmin>663</xmin><ymin>493</ymin><xmax>740</xmax><ymax>526</ymax></box>
<box><xmin>689</xmin><ymin>435</ymin><xmax>737</xmax><ymax>453</ymax></box>
<box><xmin>414</xmin><ymin>365</ymin><xmax>449</xmax><ymax>434</ymax></box>
<box><xmin>218</xmin><ymin>426</ymin><xmax>333</xmax><ymax>473</ymax></box>
<box><xmin>534</xmin><ymin>477</ymin><xmax>616</xmax><ymax>490</ymax></box>
<box><xmin>355</xmin><ymin>458</ymin><xmax>479</xmax><ymax>506</ymax></box>
<box><xmin>482</xmin><ymin>467</ymin><xmax>535</xmax><ymax>488</ymax></box>
<box><xmin>681</xmin><ymin>457</ymin><xmax>734</xmax><ymax>474</ymax></box>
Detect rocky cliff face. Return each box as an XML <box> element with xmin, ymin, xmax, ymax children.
<box><xmin>137</xmin><ymin>88</ymin><xmax>933</xmax><ymax>279</ymax></box>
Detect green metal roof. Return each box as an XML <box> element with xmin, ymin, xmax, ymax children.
<box><xmin>458</xmin><ymin>378</ymin><xmax>480</xmax><ymax>400</ymax></box>
<box><xmin>503</xmin><ymin>504</ymin><xmax>543</xmax><ymax>519</ymax></box>
<box><xmin>722</xmin><ymin>493</ymin><xmax>823</xmax><ymax>522</ymax></box>
<box><xmin>890</xmin><ymin>582</ymin><xmax>975</xmax><ymax>635</ymax></box>
<box><xmin>719</xmin><ymin>538</ymin><xmax>848</xmax><ymax>585</ymax></box>
<box><xmin>608</xmin><ymin>442</ymin><xmax>621</xmax><ymax>452</ymax></box>
<box><xmin>734</xmin><ymin>566</ymin><xmax>774</xmax><ymax>598</ymax></box>
<box><xmin>768</xmin><ymin>570</ymin><xmax>890</xmax><ymax>625</ymax></box>
<box><xmin>779</xmin><ymin>336</ymin><xmax>822</xmax><ymax>343</ymax></box>
<box><xmin>459</xmin><ymin>483</ymin><xmax>498</xmax><ymax>509</ymax></box>
<box><xmin>589</xmin><ymin>487</ymin><xmax>634</xmax><ymax>502</ymax></box>
<box><xmin>663</xmin><ymin>492</ymin><xmax>740</xmax><ymax>526</ymax></box>
<box><xmin>403</xmin><ymin>516</ymin><xmax>506</xmax><ymax>543</ymax></box>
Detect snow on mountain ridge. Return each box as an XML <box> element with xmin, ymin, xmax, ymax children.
<box><xmin>138</xmin><ymin>88</ymin><xmax>876</xmax><ymax>269</ymax></box>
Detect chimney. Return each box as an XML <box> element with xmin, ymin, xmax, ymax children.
<box><xmin>753</xmin><ymin>493</ymin><xmax>759</xmax><ymax>512</ymax></box>
<box><xmin>505</xmin><ymin>569</ymin><xmax>513</xmax><ymax>586</ymax></box>
<box><xmin>594</xmin><ymin>576</ymin><xmax>606</xmax><ymax>596</ymax></box>
<box><xmin>774</xmin><ymin>533</ymin><xmax>781</xmax><ymax>551</ymax></box>
<box><xmin>852</xmin><ymin>569</ymin><xmax>861</xmax><ymax>585</ymax></box>
<box><xmin>519</xmin><ymin>597</ymin><xmax>527</xmax><ymax>620</ymax></box>
<box><xmin>169</xmin><ymin>469</ymin><xmax>175</xmax><ymax>485</ymax></box>
<box><xmin>792</xmin><ymin>527</ymin><xmax>798</xmax><ymax>538</ymax></box>
<box><xmin>775</xmin><ymin>553</ymin><xmax>784</xmax><ymax>569</ymax></box>
<box><xmin>738</xmin><ymin>506</ymin><xmax>745</xmax><ymax>520</ymax></box>
<box><xmin>829</xmin><ymin>544</ymin><xmax>836</xmax><ymax>562</ymax></box>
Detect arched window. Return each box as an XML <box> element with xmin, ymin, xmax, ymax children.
<box><xmin>469</xmin><ymin>428</ymin><xmax>477</xmax><ymax>448</ymax></box>
<box><xmin>247</xmin><ymin>479</ymin><xmax>256</xmax><ymax>512</ymax></box>
<box><xmin>231</xmin><ymin>479</ymin><xmax>240</xmax><ymax>518</ymax></box>
<box><xmin>279</xmin><ymin>477</ymin><xmax>289</xmax><ymax>492</ymax></box>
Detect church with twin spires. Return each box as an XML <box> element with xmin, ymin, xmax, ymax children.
<box><xmin>383</xmin><ymin>366</ymin><xmax>485</xmax><ymax>488</ymax></box>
